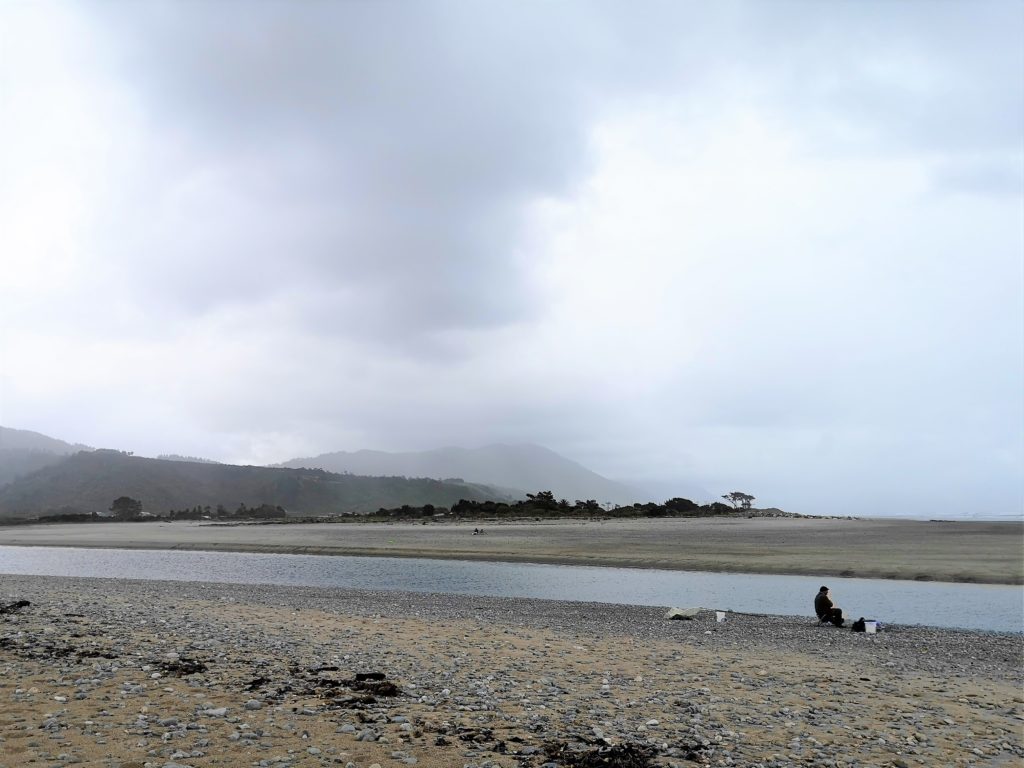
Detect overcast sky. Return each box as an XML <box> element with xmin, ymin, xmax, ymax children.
<box><xmin>1</xmin><ymin>1</ymin><xmax>1021</xmax><ymax>517</ymax></box>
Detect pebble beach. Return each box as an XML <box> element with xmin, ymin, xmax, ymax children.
<box><xmin>2</xmin><ymin>574</ymin><xmax>1021</xmax><ymax>768</ymax></box>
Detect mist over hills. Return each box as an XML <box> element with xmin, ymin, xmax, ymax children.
<box><xmin>0</xmin><ymin>426</ymin><xmax>92</xmax><ymax>454</ymax></box>
<box><xmin>277</xmin><ymin>444</ymin><xmax>648</xmax><ymax>505</ymax></box>
<box><xmin>157</xmin><ymin>454</ymin><xmax>221</xmax><ymax>464</ymax></box>
<box><xmin>0</xmin><ymin>426</ymin><xmax>94</xmax><ymax>487</ymax></box>
<box><xmin>0</xmin><ymin>447</ymin><xmax>505</xmax><ymax>521</ymax></box>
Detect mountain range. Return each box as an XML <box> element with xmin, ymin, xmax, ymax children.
<box><xmin>276</xmin><ymin>444</ymin><xmax>646</xmax><ymax>505</ymax></box>
<box><xmin>0</xmin><ymin>427</ymin><xmax>650</xmax><ymax>520</ymax></box>
<box><xmin>0</xmin><ymin>426</ymin><xmax>94</xmax><ymax>488</ymax></box>
<box><xmin>0</xmin><ymin>448</ymin><xmax>503</xmax><ymax>520</ymax></box>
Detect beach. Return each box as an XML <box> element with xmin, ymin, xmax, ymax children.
<box><xmin>1</xmin><ymin>517</ymin><xmax>1021</xmax><ymax>584</ymax></box>
<box><xmin>1</xmin><ymin>574</ymin><xmax>1021</xmax><ymax>768</ymax></box>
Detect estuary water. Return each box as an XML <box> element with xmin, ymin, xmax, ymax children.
<box><xmin>0</xmin><ymin>545</ymin><xmax>1020</xmax><ymax>633</ymax></box>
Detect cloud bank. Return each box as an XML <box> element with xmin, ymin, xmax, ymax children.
<box><xmin>1</xmin><ymin>1</ymin><xmax>1021</xmax><ymax>517</ymax></box>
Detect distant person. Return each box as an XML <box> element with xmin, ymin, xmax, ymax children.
<box><xmin>815</xmin><ymin>585</ymin><xmax>844</xmax><ymax>626</ymax></box>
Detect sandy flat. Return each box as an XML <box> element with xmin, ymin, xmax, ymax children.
<box><xmin>1</xmin><ymin>516</ymin><xmax>1021</xmax><ymax>584</ymax></box>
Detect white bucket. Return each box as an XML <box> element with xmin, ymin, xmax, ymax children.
<box><xmin>716</xmin><ymin>611</ymin><xmax>726</xmax><ymax>623</ymax></box>
<box><xmin>864</xmin><ymin>621</ymin><xmax>877</xmax><ymax>634</ymax></box>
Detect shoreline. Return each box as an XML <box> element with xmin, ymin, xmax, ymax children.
<box><xmin>2</xmin><ymin>574</ymin><xmax>1022</xmax><ymax>768</ymax></box>
<box><xmin>1</xmin><ymin>516</ymin><xmax>1022</xmax><ymax>585</ymax></box>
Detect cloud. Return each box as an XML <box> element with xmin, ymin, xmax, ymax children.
<box><xmin>1</xmin><ymin>1</ymin><xmax>1021</xmax><ymax>516</ymax></box>
<box><xmin>931</xmin><ymin>156</ymin><xmax>1024</xmax><ymax>198</ymax></box>
<box><xmin>70</xmin><ymin>1</ymin><xmax>623</xmax><ymax>341</ymax></box>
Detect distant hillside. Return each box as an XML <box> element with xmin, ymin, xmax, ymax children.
<box><xmin>0</xmin><ymin>426</ymin><xmax>94</xmax><ymax>488</ymax></box>
<box><xmin>0</xmin><ymin>450</ymin><xmax>505</xmax><ymax>521</ymax></box>
<box><xmin>157</xmin><ymin>454</ymin><xmax>221</xmax><ymax>464</ymax></box>
<box><xmin>277</xmin><ymin>444</ymin><xmax>646</xmax><ymax>505</ymax></box>
<box><xmin>0</xmin><ymin>426</ymin><xmax>92</xmax><ymax>454</ymax></box>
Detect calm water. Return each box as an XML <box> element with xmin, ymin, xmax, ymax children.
<box><xmin>1</xmin><ymin>545</ymin><xmax>1020</xmax><ymax>633</ymax></box>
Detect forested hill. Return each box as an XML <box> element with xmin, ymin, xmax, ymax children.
<box><xmin>0</xmin><ymin>425</ymin><xmax>94</xmax><ymax>487</ymax></box>
<box><xmin>278</xmin><ymin>444</ymin><xmax>646</xmax><ymax>505</ymax></box>
<box><xmin>0</xmin><ymin>449</ymin><xmax>504</xmax><ymax>520</ymax></box>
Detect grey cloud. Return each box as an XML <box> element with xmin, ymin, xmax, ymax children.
<box><xmin>740</xmin><ymin>2</ymin><xmax>1024</xmax><ymax>156</ymax></box>
<box><xmin>81</xmin><ymin>1</ymin><xmax>772</xmax><ymax>341</ymax></box>
<box><xmin>84</xmin><ymin>0</ymin><xmax>1023</xmax><ymax>340</ymax></box>
<box><xmin>931</xmin><ymin>157</ymin><xmax>1023</xmax><ymax>198</ymax></box>
<box><xmin>85</xmin><ymin>1</ymin><xmax>616</xmax><ymax>339</ymax></box>
<box><xmin>3</xmin><ymin>1</ymin><xmax>1020</xmax><ymax>517</ymax></box>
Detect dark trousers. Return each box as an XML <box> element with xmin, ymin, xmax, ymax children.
<box><xmin>819</xmin><ymin>608</ymin><xmax>844</xmax><ymax>626</ymax></box>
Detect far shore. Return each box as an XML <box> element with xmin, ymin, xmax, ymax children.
<box><xmin>1</xmin><ymin>516</ymin><xmax>1021</xmax><ymax>584</ymax></box>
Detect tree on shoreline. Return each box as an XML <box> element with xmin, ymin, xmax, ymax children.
<box><xmin>109</xmin><ymin>496</ymin><xmax>142</xmax><ymax>519</ymax></box>
<box><xmin>722</xmin><ymin>491</ymin><xmax>755</xmax><ymax>509</ymax></box>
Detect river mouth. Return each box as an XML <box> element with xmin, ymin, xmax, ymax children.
<box><xmin>3</xmin><ymin>517</ymin><xmax>1021</xmax><ymax>585</ymax></box>
<box><xmin>1</xmin><ymin>545</ymin><xmax>1021</xmax><ymax>633</ymax></box>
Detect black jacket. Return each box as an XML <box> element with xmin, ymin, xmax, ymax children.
<box><xmin>814</xmin><ymin>592</ymin><xmax>833</xmax><ymax>618</ymax></box>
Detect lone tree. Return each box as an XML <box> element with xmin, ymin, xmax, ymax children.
<box><xmin>109</xmin><ymin>496</ymin><xmax>142</xmax><ymax>519</ymax></box>
<box><xmin>722</xmin><ymin>491</ymin><xmax>755</xmax><ymax>509</ymax></box>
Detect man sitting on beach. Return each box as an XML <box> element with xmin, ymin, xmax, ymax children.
<box><xmin>815</xmin><ymin>585</ymin><xmax>845</xmax><ymax>626</ymax></box>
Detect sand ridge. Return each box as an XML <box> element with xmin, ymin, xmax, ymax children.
<box><xmin>2</xmin><ymin>517</ymin><xmax>1021</xmax><ymax>584</ymax></box>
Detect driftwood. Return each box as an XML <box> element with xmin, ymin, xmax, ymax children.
<box><xmin>544</xmin><ymin>742</ymin><xmax>659</xmax><ymax>768</ymax></box>
<box><xmin>0</xmin><ymin>600</ymin><xmax>30</xmax><ymax>615</ymax></box>
<box><xmin>664</xmin><ymin>606</ymin><xmax>702</xmax><ymax>620</ymax></box>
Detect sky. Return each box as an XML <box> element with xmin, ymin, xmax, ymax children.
<box><xmin>1</xmin><ymin>1</ymin><xmax>1022</xmax><ymax>518</ymax></box>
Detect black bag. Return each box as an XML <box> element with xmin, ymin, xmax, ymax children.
<box><xmin>851</xmin><ymin>617</ymin><xmax>866</xmax><ymax>632</ymax></box>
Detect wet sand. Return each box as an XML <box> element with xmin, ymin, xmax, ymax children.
<box><xmin>1</xmin><ymin>575</ymin><xmax>1021</xmax><ymax>768</ymax></box>
<box><xmin>1</xmin><ymin>516</ymin><xmax>1021</xmax><ymax>584</ymax></box>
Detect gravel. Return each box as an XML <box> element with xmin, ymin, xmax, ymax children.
<box><xmin>1</xmin><ymin>573</ymin><xmax>1021</xmax><ymax>768</ymax></box>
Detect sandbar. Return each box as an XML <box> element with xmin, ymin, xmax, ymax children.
<box><xmin>2</xmin><ymin>516</ymin><xmax>1021</xmax><ymax>584</ymax></box>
